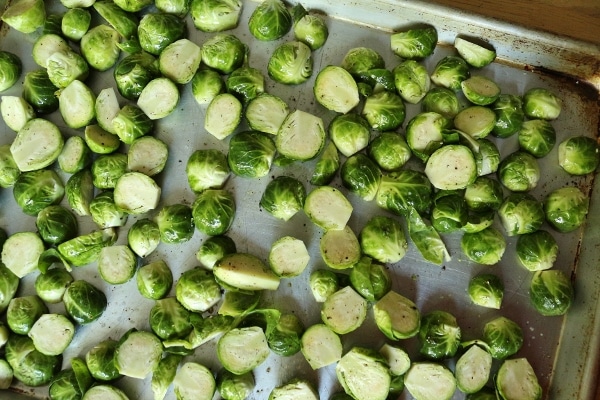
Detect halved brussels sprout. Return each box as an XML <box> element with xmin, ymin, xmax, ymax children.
<box><xmin>191</xmin><ymin>68</ymin><xmax>224</xmax><ymax>105</ymax></box>
<box><xmin>113</xmin><ymin>104</ymin><xmax>154</xmax><ymax>144</ymax></box>
<box><xmin>201</xmin><ymin>34</ymin><xmax>246</xmax><ymax>74</ymax></box>
<box><xmin>368</xmin><ymin>132</ymin><xmax>412</xmax><ymax>172</ymax></box>
<box><xmin>92</xmin><ymin>153</ymin><xmax>128</xmax><ymax>189</ymax></box>
<box><xmin>192</xmin><ymin>189</ymin><xmax>236</xmax><ymax>236</ymax></box>
<box><xmin>46</xmin><ymin>49</ymin><xmax>89</xmax><ymax>90</ymax></box>
<box><xmin>0</xmin><ymin>51</ymin><xmax>22</xmax><ymax>92</ymax></box>
<box><xmin>320</xmin><ymin>225</ymin><xmax>361</xmax><ymax>270</ymax></box>
<box><xmin>292</xmin><ymin>4</ymin><xmax>328</xmax><ymax>50</ymax></box>
<box><xmin>138</xmin><ymin>13</ymin><xmax>186</xmax><ymax>56</ymax></box>
<box><xmin>66</xmin><ymin>169</ymin><xmax>94</xmax><ymax>217</ymax></box>
<box><xmin>454</xmin><ymin>37</ymin><xmax>496</xmax><ymax>68</ymax></box>
<box><xmin>376</xmin><ymin>169</ymin><xmax>432</xmax><ymax>216</ymax></box>
<box><xmin>405</xmin><ymin>111</ymin><xmax>448</xmax><ymax>162</ymax></box>
<box><xmin>393</xmin><ymin>60</ymin><xmax>430</xmax><ymax>104</ymax></box>
<box><xmin>217</xmin><ymin>368</ymin><xmax>255</xmax><ymax>400</ymax></box>
<box><xmin>492</xmin><ymin>94</ymin><xmax>525</xmax><ymax>138</ymax></box>
<box><xmin>1</xmin><ymin>96</ymin><xmax>35</xmax><ymax>132</ymax></box>
<box><xmin>498</xmin><ymin>151</ymin><xmax>540</xmax><ymax>192</ymax></box>
<box><xmin>313</xmin><ymin>65</ymin><xmax>360</xmax><ymax>114</ymax></box>
<box><xmin>190</xmin><ymin>0</ymin><xmax>242</xmax><ymax>32</ymax></box>
<box><xmin>90</xmin><ymin>190</ymin><xmax>128</xmax><ymax>229</ymax></box>
<box><xmin>93</xmin><ymin>0</ymin><xmax>138</xmax><ymax>38</ymax></box>
<box><xmin>421</xmin><ymin>87</ymin><xmax>460</xmax><ymax>119</ymax></box>
<box><xmin>226</xmin><ymin>64</ymin><xmax>265</xmax><ymax>103</ymax></box>
<box><xmin>321</xmin><ymin>286</ymin><xmax>367</xmax><ymax>334</ymax></box>
<box><xmin>197</xmin><ymin>236</ymin><xmax>237</xmax><ymax>270</ymax></box>
<box><xmin>98</xmin><ymin>245</ymin><xmax>137</xmax><ymax>284</ymax></box>
<box><xmin>28</xmin><ymin>313</ymin><xmax>75</xmax><ymax>356</ymax></box>
<box><xmin>558</xmin><ymin>135</ymin><xmax>599</xmax><ymax>175</ymax></box>
<box><xmin>405</xmin><ymin>362</ymin><xmax>456</xmax><ymax>400</ymax></box>
<box><xmin>461</xmin><ymin>75</ymin><xmax>501</xmax><ymax>106</ymax></box>
<box><xmin>336</xmin><ymin>347</ymin><xmax>391</xmax><ymax>400</ymax></box>
<box><xmin>7</xmin><ymin>295</ymin><xmax>48</xmax><ymax>335</ymax></box>
<box><xmin>310</xmin><ymin>141</ymin><xmax>339</xmax><ymax>186</ymax></box>
<box><xmin>2</xmin><ymin>231</ymin><xmax>44</xmax><ymax>278</ymax></box>
<box><xmin>276</xmin><ymin>109</ymin><xmax>325</xmax><ymax>161</ymax></box>
<box><xmin>151</xmin><ymin>353</ymin><xmax>182</xmax><ymax>400</ymax></box>
<box><xmin>48</xmin><ymin>358</ymin><xmax>93</xmax><ymax>400</ymax></box>
<box><xmin>127</xmin><ymin>136</ymin><xmax>168</xmax><ymax>177</ymax></box>
<box><xmin>341</xmin><ymin>47</ymin><xmax>385</xmax><ymax>77</ymax></box>
<box><xmin>468</xmin><ymin>273</ymin><xmax>504</xmax><ymax>309</ymax></box>
<box><xmin>418</xmin><ymin>310</ymin><xmax>461</xmax><ymax>359</ymax></box>
<box><xmin>522</xmin><ymin>87</ymin><xmax>562</xmax><ymax>120</ymax></box>
<box><xmin>430</xmin><ymin>55</ymin><xmax>470</xmax><ymax>90</ymax></box>
<box><xmin>529</xmin><ymin>269</ymin><xmax>574</xmax><ymax>316</ymax></box>
<box><xmin>455</xmin><ymin>344</ymin><xmax>493</xmax><ymax>394</ymax></box>
<box><xmin>1</xmin><ymin>0</ymin><xmax>46</xmax><ymax>34</ymax></box>
<box><xmin>464</xmin><ymin>176</ymin><xmax>504</xmax><ymax>212</ymax></box>
<box><xmin>431</xmin><ymin>191</ymin><xmax>468</xmax><ymax>233</ymax></box>
<box><xmin>205</xmin><ymin>93</ymin><xmax>243</xmax><ymax>140</ymax></box>
<box><xmin>137</xmin><ymin>77</ymin><xmax>180</xmax><ymax>120</ymax></box>
<box><xmin>390</xmin><ymin>26</ymin><xmax>437</xmax><ymax>60</ymax></box>
<box><xmin>57</xmin><ymin>79</ymin><xmax>96</xmax><ymax>129</ymax></box>
<box><xmin>115</xmin><ymin>329</ymin><xmax>163</xmax><ymax>379</ymax></box>
<box><xmin>13</xmin><ymin>169</ymin><xmax>64</xmax><ymax>216</ymax></box>
<box><xmin>454</xmin><ymin>106</ymin><xmax>497</xmax><ymax>139</ymax></box>
<box><xmin>85</xmin><ymin>339</ymin><xmax>121</xmax><ymax>382</ymax></box>
<box><xmin>341</xmin><ymin>154</ymin><xmax>382</xmax><ymax>201</ymax></box>
<box><xmin>173</xmin><ymin>362</ymin><xmax>216</xmax><ymax>400</ymax></box>
<box><xmin>248</xmin><ymin>0</ymin><xmax>292</xmax><ymax>41</ymax></box>
<box><xmin>150</xmin><ymin>297</ymin><xmax>192</xmax><ymax>340</ymax></box>
<box><xmin>518</xmin><ymin>119</ymin><xmax>556</xmax><ymax>158</ymax></box>
<box><xmin>516</xmin><ymin>230</ymin><xmax>559</xmax><ymax>271</ymax></box>
<box><xmin>114</xmin><ymin>172</ymin><xmax>162</xmax><ymax>215</ymax></box>
<box><xmin>425</xmin><ymin>144</ymin><xmax>477</xmax><ymax>190</ymax></box>
<box><xmin>0</xmin><ymin>264</ymin><xmax>19</xmax><ymax>314</ymax></box>
<box><xmin>475</xmin><ymin>138</ymin><xmax>501</xmax><ymax>176</ymax></box>
<box><xmin>228</xmin><ymin>131</ymin><xmax>276</xmax><ymax>178</ymax></box>
<box><xmin>496</xmin><ymin>358</ymin><xmax>542</xmax><ymax>400</ymax></box>
<box><xmin>483</xmin><ymin>316</ymin><xmax>523</xmax><ymax>359</ymax></box>
<box><xmin>308</xmin><ymin>270</ymin><xmax>339</xmax><ymax>303</ymax></box>
<box><xmin>544</xmin><ymin>186</ymin><xmax>589</xmax><ymax>233</ymax></box>
<box><xmin>58</xmin><ymin>135</ymin><xmax>92</xmax><ymax>174</ymax></box>
<box><xmin>268</xmin><ymin>41</ymin><xmax>313</xmax><ymax>85</ymax></box>
<box><xmin>498</xmin><ymin>193</ymin><xmax>545</xmax><ymax>236</ymax></box>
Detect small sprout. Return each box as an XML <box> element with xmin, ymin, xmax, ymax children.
<box><xmin>529</xmin><ymin>270</ymin><xmax>574</xmax><ymax>316</ymax></box>
<box><xmin>468</xmin><ymin>273</ymin><xmax>504</xmax><ymax>309</ymax></box>
<box><xmin>498</xmin><ymin>193</ymin><xmax>545</xmax><ymax>236</ymax></box>
<box><xmin>192</xmin><ymin>189</ymin><xmax>236</xmax><ymax>236</ymax></box>
<box><xmin>309</xmin><ymin>270</ymin><xmax>339</xmax><ymax>303</ymax></box>
<box><xmin>498</xmin><ymin>151</ymin><xmax>540</xmax><ymax>192</ymax></box>
<box><xmin>390</xmin><ymin>26</ymin><xmax>437</xmax><ymax>60</ymax></box>
<box><xmin>558</xmin><ymin>135</ymin><xmax>600</xmax><ymax>175</ymax></box>
<box><xmin>544</xmin><ymin>186</ymin><xmax>589</xmax><ymax>233</ymax></box>
<box><xmin>228</xmin><ymin>131</ymin><xmax>276</xmax><ymax>178</ymax></box>
<box><xmin>418</xmin><ymin>310</ymin><xmax>461</xmax><ymax>360</ymax></box>
<box><xmin>483</xmin><ymin>316</ymin><xmax>523</xmax><ymax>359</ymax></box>
<box><xmin>268</xmin><ymin>41</ymin><xmax>313</xmax><ymax>85</ymax></box>
<box><xmin>393</xmin><ymin>60</ymin><xmax>431</xmax><ymax>104</ymax></box>
<box><xmin>190</xmin><ymin>0</ymin><xmax>242</xmax><ymax>32</ymax></box>
<box><xmin>360</xmin><ymin>215</ymin><xmax>408</xmax><ymax>264</ymax></box>
<box><xmin>430</xmin><ymin>55</ymin><xmax>470</xmax><ymax>90</ymax></box>
<box><xmin>518</xmin><ymin>119</ymin><xmax>556</xmax><ymax>158</ymax></box>
<box><xmin>454</xmin><ymin>37</ymin><xmax>496</xmax><ymax>68</ymax></box>
<box><xmin>260</xmin><ymin>176</ymin><xmax>306</xmax><ymax>221</ymax></box>
<box><xmin>138</xmin><ymin>13</ymin><xmax>185</xmax><ymax>56</ymax></box>
<box><xmin>522</xmin><ymin>87</ymin><xmax>562</xmax><ymax>120</ymax></box>
<box><xmin>373</xmin><ymin>290</ymin><xmax>420</xmax><ymax>340</ymax></box>
<box><xmin>248</xmin><ymin>0</ymin><xmax>292</xmax><ymax>41</ymax></box>
<box><xmin>368</xmin><ymin>132</ymin><xmax>412</xmax><ymax>172</ymax></box>
<box><xmin>341</xmin><ymin>153</ymin><xmax>382</xmax><ymax>201</ymax></box>
<box><xmin>492</xmin><ymin>94</ymin><xmax>525</xmax><ymax>138</ymax></box>
<box><xmin>461</xmin><ymin>226</ymin><xmax>506</xmax><ymax>265</ymax></box>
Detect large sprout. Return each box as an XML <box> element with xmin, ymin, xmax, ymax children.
<box><xmin>5</xmin><ymin>334</ymin><xmax>60</xmax><ymax>387</ymax></box>
<box><xmin>260</xmin><ymin>175</ymin><xmax>306</xmax><ymax>221</ymax></box>
<box><xmin>22</xmin><ymin>69</ymin><xmax>59</xmax><ymax>114</ymax></box>
<box><xmin>136</xmin><ymin>260</ymin><xmax>173</xmax><ymax>300</ymax></box>
<box><xmin>192</xmin><ymin>189</ymin><xmax>236</xmax><ymax>236</ymax></box>
<box><xmin>0</xmin><ymin>51</ymin><xmax>22</xmax><ymax>92</ymax></box>
<box><xmin>529</xmin><ymin>270</ymin><xmax>574</xmax><ymax>316</ymax></box>
<box><xmin>201</xmin><ymin>34</ymin><xmax>246</xmax><ymax>75</ymax></box>
<box><xmin>360</xmin><ymin>215</ymin><xmax>407</xmax><ymax>264</ymax></box>
<box><xmin>522</xmin><ymin>87</ymin><xmax>562</xmax><ymax>120</ymax></box>
<box><xmin>190</xmin><ymin>0</ymin><xmax>242</xmax><ymax>32</ymax></box>
<box><xmin>227</xmin><ymin>131</ymin><xmax>276</xmax><ymax>178</ymax></box>
<box><xmin>393</xmin><ymin>60</ymin><xmax>431</xmax><ymax>104</ymax></box>
<box><xmin>63</xmin><ymin>280</ymin><xmax>107</xmax><ymax>324</ymax></box>
<box><xmin>13</xmin><ymin>169</ymin><xmax>64</xmax><ymax>216</ymax></box>
<box><xmin>368</xmin><ymin>132</ymin><xmax>412</xmax><ymax>172</ymax></box>
<box><xmin>461</xmin><ymin>226</ymin><xmax>506</xmax><ymax>265</ymax></box>
<box><xmin>418</xmin><ymin>310</ymin><xmax>461</xmax><ymax>360</ymax></box>
<box><xmin>1</xmin><ymin>0</ymin><xmax>46</xmax><ymax>33</ymax></box>
<box><xmin>464</xmin><ymin>176</ymin><xmax>504</xmax><ymax>212</ymax></box>
<box><xmin>516</xmin><ymin>230</ymin><xmax>559</xmax><ymax>271</ymax></box>
<box><xmin>498</xmin><ymin>193</ymin><xmax>545</xmax><ymax>236</ymax></box>
<box><xmin>390</xmin><ymin>26</ymin><xmax>437</xmax><ymax>59</ymax></box>
<box><xmin>468</xmin><ymin>273</ymin><xmax>504</xmax><ymax>309</ymax></box>
<box><xmin>498</xmin><ymin>151</ymin><xmax>540</xmax><ymax>192</ymax></box>
<box><xmin>248</xmin><ymin>0</ymin><xmax>292</xmax><ymax>41</ymax></box>
<box><xmin>482</xmin><ymin>316</ymin><xmax>523</xmax><ymax>359</ymax></box>
<box><xmin>138</xmin><ymin>13</ymin><xmax>186</xmax><ymax>56</ymax></box>
<box><xmin>267</xmin><ymin>41</ymin><xmax>313</xmax><ymax>85</ymax></box>
<box><xmin>558</xmin><ymin>136</ymin><xmax>600</xmax><ymax>175</ymax></box>
<box><xmin>544</xmin><ymin>186</ymin><xmax>589</xmax><ymax>233</ymax></box>
<box><xmin>155</xmin><ymin>204</ymin><xmax>195</xmax><ymax>244</ymax></box>
<box><xmin>341</xmin><ymin>154</ymin><xmax>382</xmax><ymax>201</ymax></box>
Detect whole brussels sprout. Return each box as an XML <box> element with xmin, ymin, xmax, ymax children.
<box><xmin>61</xmin><ymin>7</ymin><xmax>91</xmax><ymax>41</ymax></box>
<box><xmin>192</xmin><ymin>189</ymin><xmax>236</xmax><ymax>236</ymax></box>
<box><xmin>518</xmin><ymin>119</ymin><xmax>556</xmax><ymax>158</ymax></box>
<box><xmin>0</xmin><ymin>51</ymin><xmax>22</xmax><ymax>92</ymax></box>
<box><xmin>85</xmin><ymin>339</ymin><xmax>121</xmax><ymax>381</ymax></box>
<box><xmin>529</xmin><ymin>269</ymin><xmax>574</xmax><ymax>316</ymax></box>
<box><xmin>227</xmin><ymin>131</ymin><xmax>276</xmax><ymax>178</ymax></box>
<box><xmin>128</xmin><ymin>218</ymin><xmax>161</xmax><ymax>258</ymax></box>
<box><xmin>138</xmin><ymin>13</ymin><xmax>185</xmax><ymax>56</ymax></box>
<box><xmin>186</xmin><ymin>149</ymin><xmax>230</xmax><ymax>193</ymax></box>
<box><xmin>557</xmin><ymin>136</ymin><xmax>600</xmax><ymax>175</ymax></box>
<box><xmin>359</xmin><ymin>215</ymin><xmax>407</xmax><ymax>264</ymax></box>
<box><xmin>150</xmin><ymin>297</ymin><xmax>193</xmax><ymax>340</ymax></box>
<box><xmin>197</xmin><ymin>235</ymin><xmax>237</xmax><ymax>270</ymax></box>
<box><xmin>22</xmin><ymin>69</ymin><xmax>59</xmax><ymax>114</ymax></box>
<box><xmin>267</xmin><ymin>41</ymin><xmax>313</xmax><ymax>85</ymax></box>
<box><xmin>522</xmin><ymin>87</ymin><xmax>562</xmax><ymax>120</ymax></box>
<box><xmin>468</xmin><ymin>273</ymin><xmax>504</xmax><ymax>309</ymax></box>
<box><xmin>544</xmin><ymin>186</ymin><xmax>589</xmax><ymax>233</ymax></box>
<box><xmin>498</xmin><ymin>151</ymin><xmax>540</xmax><ymax>192</ymax></box>
<box><xmin>90</xmin><ymin>191</ymin><xmax>128</xmax><ymax>229</ymax></box>
<box><xmin>361</xmin><ymin>90</ymin><xmax>406</xmax><ymax>131</ymax></box>
<box><xmin>418</xmin><ymin>310</ymin><xmax>461</xmax><ymax>359</ymax></box>
<box><xmin>430</xmin><ymin>55</ymin><xmax>469</xmax><ymax>90</ymax></box>
<box><xmin>248</xmin><ymin>0</ymin><xmax>292</xmax><ymax>41</ymax></box>
<box><xmin>5</xmin><ymin>334</ymin><xmax>60</xmax><ymax>387</ymax></box>
<box><xmin>341</xmin><ymin>153</ymin><xmax>382</xmax><ymax>202</ymax></box>
<box><xmin>260</xmin><ymin>175</ymin><xmax>306</xmax><ymax>221</ymax></box>
<box><xmin>482</xmin><ymin>316</ymin><xmax>523</xmax><ymax>359</ymax></box>
<box><xmin>176</xmin><ymin>267</ymin><xmax>222</xmax><ymax>313</ymax></box>
<box><xmin>368</xmin><ymin>132</ymin><xmax>412</xmax><ymax>172</ymax></box>
<box><xmin>63</xmin><ymin>280</ymin><xmax>107</xmax><ymax>324</ymax></box>
<box><xmin>137</xmin><ymin>260</ymin><xmax>173</xmax><ymax>300</ymax></box>
<box><xmin>190</xmin><ymin>0</ymin><xmax>242</xmax><ymax>32</ymax></box>
<box><xmin>498</xmin><ymin>193</ymin><xmax>545</xmax><ymax>236</ymax></box>
<box><xmin>217</xmin><ymin>368</ymin><xmax>255</xmax><ymax>400</ymax></box>
<box><xmin>266</xmin><ymin>312</ymin><xmax>304</xmax><ymax>356</ymax></box>
<box><xmin>491</xmin><ymin>94</ymin><xmax>525</xmax><ymax>138</ymax></box>
<box><xmin>461</xmin><ymin>226</ymin><xmax>506</xmax><ymax>265</ymax></box>
<box><xmin>80</xmin><ymin>25</ymin><xmax>121</xmax><ymax>71</ymax></box>
<box><xmin>0</xmin><ymin>144</ymin><xmax>20</xmax><ymax>188</ymax></box>
<box><xmin>329</xmin><ymin>113</ymin><xmax>371</xmax><ymax>157</ymax></box>
<box><xmin>349</xmin><ymin>256</ymin><xmax>391</xmax><ymax>302</ymax></box>
<box><xmin>390</xmin><ymin>26</ymin><xmax>437</xmax><ymax>60</ymax></box>
<box><xmin>155</xmin><ymin>204</ymin><xmax>195</xmax><ymax>244</ymax></box>
<box><xmin>292</xmin><ymin>4</ymin><xmax>328</xmax><ymax>50</ymax></box>
<box><xmin>13</xmin><ymin>169</ymin><xmax>64</xmax><ymax>216</ymax></box>
<box><xmin>34</xmin><ymin>268</ymin><xmax>74</xmax><ymax>304</ymax></box>
<box><xmin>201</xmin><ymin>34</ymin><xmax>246</xmax><ymax>74</ymax></box>
<box><xmin>114</xmin><ymin>51</ymin><xmax>160</xmax><ymax>100</ymax></box>
<box><xmin>36</xmin><ymin>205</ymin><xmax>78</xmax><ymax>245</ymax></box>
<box><xmin>431</xmin><ymin>191</ymin><xmax>468</xmax><ymax>233</ymax></box>
<box><xmin>7</xmin><ymin>295</ymin><xmax>48</xmax><ymax>335</ymax></box>
<box><xmin>516</xmin><ymin>230</ymin><xmax>559</xmax><ymax>271</ymax></box>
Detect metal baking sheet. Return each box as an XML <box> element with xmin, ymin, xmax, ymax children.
<box><xmin>1</xmin><ymin>0</ymin><xmax>599</xmax><ymax>399</ymax></box>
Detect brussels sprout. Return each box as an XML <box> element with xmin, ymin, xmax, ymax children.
<box><xmin>32</xmin><ymin>33</ymin><xmax>70</xmax><ymax>69</ymax></box>
<box><xmin>328</xmin><ymin>113</ymin><xmax>370</xmax><ymax>157</ymax></box>
<box><xmin>313</xmin><ymin>65</ymin><xmax>360</xmax><ymax>114</ymax></box>
<box><xmin>226</xmin><ymin>64</ymin><xmax>265</xmax><ymax>103</ymax></box>
<box><xmin>516</xmin><ymin>230</ymin><xmax>558</xmax><ymax>272</ymax></box>
<box><xmin>85</xmin><ymin>339</ymin><xmax>121</xmax><ymax>381</ymax></box>
<box><xmin>98</xmin><ymin>245</ymin><xmax>137</xmax><ymax>285</ymax></box>
<box><xmin>558</xmin><ymin>135</ymin><xmax>600</xmax><ymax>175</ymax></box>
<box><xmin>309</xmin><ymin>269</ymin><xmax>339</xmax><ymax>303</ymax></box>
<box><xmin>92</xmin><ymin>153</ymin><xmax>128</xmax><ymax>189</ymax></box>
<box><xmin>155</xmin><ymin>0</ymin><xmax>190</xmax><ymax>16</ymax></box>
<box><xmin>114</xmin><ymin>51</ymin><xmax>160</xmax><ymax>101</ymax></box>
<box><xmin>454</xmin><ymin>105</ymin><xmax>497</xmax><ymax>139</ymax></box>
<box><xmin>522</xmin><ymin>87</ymin><xmax>562</xmax><ymax>120</ymax></box>
<box><xmin>262</xmin><ymin>311</ymin><xmax>303</xmax><ymax>356</ymax></box>
<box><xmin>5</xmin><ymin>334</ymin><xmax>60</xmax><ymax>387</ymax></box>
<box><xmin>90</xmin><ymin>191</ymin><xmax>128</xmax><ymax>229</ymax></box>
<box><xmin>48</xmin><ymin>358</ymin><xmax>93</xmax><ymax>400</ymax></box>
<box><xmin>321</xmin><ymin>286</ymin><xmax>366</xmax><ymax>334</ymax></box>
<box><xmin>426</xmin><ymin>144</ymin><xmax>478</xmax><ymax>190</ymax></box>
<box><xmin>57</xmin><ymin>228</ymin><xmax>117</xmax><ymax>267</ymax></box>
<box><xmin>464</xmin><ymin>176</ymin><xmax>504</xmax><ymax>212</ymax></box>
<box><xmin>292</xmin><ymin>5</ymin><xmax>328</xmax><ymax>50</ymax></box>
<box><xmin>461</xmin><ymin>75</ymin><xmax>501</xmax><ymax>106</ymax></box>
<box><xmin>269</xmin><ymin>379</ymin><xmax>318</xmax><ymax>399</ymax></box>
<box><xmin>454</xmin><ymin>37</ymin><xmax>496</xmax><ymax>68</ymax></box>
<box><xmin>63</xmin><ymin>280</ymin><xmax>107</xmax><ymax>324</ymax></box>
<box><xmin>127</xmin><ymin>136</ymin><xmax>168</xmax><ymax>177</ymax></box>
<box><xmin>218</xmin><ymin>290</ymin><xmax>261</xmax><ymax>317</ymax></box>
<box><xmin>138</xmin><ymin>13</ymin><xmax>185</xmax><ymax>56</ymax></box>
<box><xmin>58</xmin><ymin>79</ymin><xmax>97</xmax><ymax>129</ymax></box>
<box><xmin>367</xmin><ymin>132</ymin><xmax>411</xmax><ymax>172</ymax></box>
<box><xmin>113</xmin><ymin>104</ymin><xmax>154</xmax><ymax>144</ymax></box>
<box><xmin>0</xmin><ymin>264</ymin><xmax>19</xmax><ymax>313</ymax></box>
<box><xmin>175</xmin><ymin>267</ymin><xmax>221</xmax><ymax>312</ymax></box>
<box><xmin>455</xmin><ymin>344</ymin><xmax>493</xmax><ymax>394</ymax></box>
<box><xmin>360</xmin><ymin>215</ymin><xmax>407</xmax><ymax>264</ymax></box>
<box><xmin>173</xmin><ymin>362</ymin><xmax>216</xmax><ymax>400</ymax></box>
<box><xmin>498</xmin><ymin>193</ymin><xmax>545</xmax><ymax>236</ymax></box>
<box><xmin>137</xmin><ymin>260</ymin><xmax>173</xmax><ymax>300</ymax></box>
<box><xmin>137</xmin><ymin>76</ymin><xmax>180</xmax><ymax>120</ymax></box>
<box><xmin>421</xmin><ymin>87</ymin><xmax>460</xmax><ymax>119</ymax></box>
<box><xmin>468</xmin><ymin>273</ymin><xmax>504</xmax><ymax>309</ymax></box>
<box><xmin>114</xmin><ymin>172</ymin><xmax>162</xmax><ymax>215</ymax></box>
<box><xmin>393</xmin><ymin>60</ymin><xmax>431</xmax><ymax>104</ymax></box>
<box><xmin>349</xmin><ymin>257</ymin><xmax>391</xmax><ymax>302</ymax></box>
<box><xmin>496</xmin><ymin>358</ymin><xmax>542</xmax><ymax>400</ymax></box>
<box><xmin>310</xmin><ymin>141</ymin><xmax>339</xmax><ymax>186</ymax></box>
<box><xmin>430</xmin><ymin>55</ymin><xmax>470</xmax><ymax>90</ymax></box>
<box><xmin>461</xmin><ymin>226</ymin><xmax>506</xmax><ymax>265</ymax></box>
<box><xmin>405</xmin><ymin>362</ymin><xmax>457</xmax><ymax>400</ymax></box>
<box><xmin>115</xmin><ymin>329</ymin><xmax>163</xmax><ymax>379</ymax></box>
<box><xmin>7</xmin><ymin>296</ymin><xmax>48</xmax><ymax>335</ymax></box>
<box><xmin>192</xmin><ymin>189</ymin><xmax>236</xmax><ymax>236</ymax></box>
<box><xmin>93</xmin><ymin>0</ymin><xmax>138</xmax><ymax>38</ymax></box>
<box><xmin>28</xmin><ymin>313</ymin><xmax>75</xmax><ymax>356</ymax></box>
<box><xmin>341</xmin><ymin>154</ymin><xmax>382</xmax><ymax>201</ymax></box>
<box><xmin>22</xmin><ymin>69</ymin><xmax>59</xmax><ymax>114</ymax></box>
<box><xmin>320</xmin><ymin>225</ymin><xmax>362</xmax><ymax>270</ymax></box>
<box><xmin>13</xmin><ymin>169</ymin><xmax>64</xmax><ymax>216</ymax></box>
<box><xmin>112</xmin><ymin>0</ymin><xmax>152</xmax><ymax>12</ymax></box>
<box><xmin>66</xmin><ymin>169</ymin><xmax>94</xmax><ymax>217</ymax></box>
<box><xmin>45</xmin><ymin>49</ymin><xmax>89</xmax><ymax>90</ymax></box>
<box><xmin>36</xmin><ymin>205</ymin><xmax>78</xmax><ymax>245</ymax></box>
<box><xmin>498</xmin><ymin>151</ymin><xmax>540</xmax><ymax>192</ymax></box>
<box><xmin>58</xmin><ymin>135</ymin><xmax>92</xmax><ymax>174</ymax></box>
<box><xmin>544</xmin><ymin>186</ymin><xmax>589</xmax><ymax>233</ymax></box>
<box><xmin>82</xmin><ymin>384</ymin><xmax>130</xmax><ymax>399</ymax></box>
<box><xmin>191</xmin><ymin>69</ymin><xmax>224</xmax><ymax>105</ymax></box>
<box><xmin>361</xmin><ymin>90</ymin><xmax>406</xmax><ymax>131</ymax></box>
<box><xmin>492</xmin><ymin>94</ymin><xmax>525</xmax><ymax>138</ymax></box>
<box><xmin>1</xmin><ymin>0</ymin><xmax>46</xmax><ymax>34</ymax></box>
<box><xmin>81</xmin><ymin>25</ymin><xmax>121</xmax><ymax>71</ymax></box>
<box><xmin>259</xmin><ymin>176</ymin><xmax>306</xmax><ymax>221</ymax></box>
<box><xmin>483</xmin><ymin>316</ymin><xmax>523</xmax><ymax>359</ymax></box>
<box><xmin>196</xmin><ymin>236</ymin><xmax>237</xmax><ymax>270</ymax></box>
<box><xmin>201</xmin><ymin>34</ymin><xmax>246</xmax><ymax>75</ymax></box>
<box><xmin>1</xmin><ymin>96</ymin><xmax>35</xmax><ymax>133</ymax></box>
<box><xmin>405</xmin><ymin>111</ymin><xmax>448</xmax><ymax>162</ymax></box>
<box><xmin>248</xmin><ymin>0</ymin><xmax>291</xmax><ymax>41</ymax></box>
<box><xmin>418</xmin><ymin>310</ymin><xmax>461</xmax><ymax>359</ymax></box>
<box><xmin>376</xmin><ymin>169</ymin><xmax>432</xmax><ymax>216</ymax></box>
<box><xmin>529</xmin><ymin>269</ymin><xmax>574</xmax><ymax>316</ymax></box>
<box><xmin>205</xmin><ymin>93</ymin><xmax>243</xmax><ymax>140</ymax></box>
<box><xmin>34</xmin><ymin>268</ymin><xmax>73</xmax><ymax>304</ymax></box>
<box><xmin>217</xmin><ymin>326</ymin><xmax>270</xmax><ymax>374</ymax></box>
<box><xmin>0</xmin><ymin>51</ymin><xmax>22</xmax><ymax>92</ymax></box>
<box><xmin>155</xmin><ymin>204</ymin><xmax>194</xmax><ymax>244</ymax></box>
<box><xmin>1</xmin><ymin>232</ymin><xmax>45</xmax><ymax>278</ymax></box>
<box><xmin>214</xmin><ymin>252</ymin><xmax>280</xmax><ymax>291</ymax></box>
<box><xmin>187</xmin><ymin>314</ymin><xmax>236</xmax><ymax>349</ymax></box>
<box><xmin>467</xmin><ymin>388</ymin><xmax>499</xmax><ymax>400</ymax></box>
<box><xmin>228</xmin><ymin>131</ymin><xmax>276</xmax><ymax>178</ymax></box>
<box><xmin>151</xmin><ymin>353</ymin><xmax>182</xmax><ymax>400</ymax></box>
<box><xmin>11</xmin><ymin>118</ymin><xmax>64</xmax><ymax>173</ymax></box>
<box><xmin>340</xmin><ymin>47</ymin><xmax>385</xmax><ymax>77</ymax></box>
<box><xmin>518</xmin><ymin>119</ymin><xmax>556</xmax><ymax>158</ymax></box>
<box><xmin>336</xmin><ymin>347</ymin><xmax>391</xmax><ymax>400</ymax></box>
<box><xmin>390</xmin><ymin>26</ymin><xmax>437</xmax><ymax>60</ymax></box>
<box><xmin>277</xmin><ymin>110</ymin><xmax>325</xmax><ymax>162</ymax></box>
<box><xmin>474</xmin><ymin>138</ymin><xmax>501</xmax><ymax>176</ymax></box>
<box><xmin>300</xmin><ymin>323</ymin><xmax>343</xmax><ymax>370</ymax></box>
<box><xmin>244</xmin><ymin>94</ymin><xmax>289</xmax><ymax>136</ymax></box>
<box><xmin>268</xmin><ymin>41</ymin><xmax>313</xmax><ymax>85</ymax></box>
<box><xmin>149</xmin><ymin>297</ymin><xmax>193</xmax><ymax>340</ymax></box>
<box><xmin>42</xmin><ymin>12</ymin><xmax>62</xmax><ymax>35</ymax></box>
<box><xmin>430</xmin><ymin>191</ymin><xmax>468</xmax><ymax>233</ymax></box>
<box><xmin>190</xmin><ymin>0</ymin><xmax>242</xmax><ymax>32</ymax></box>
<box><xmin>217</xmin><ymin>369</ymin><xmax>255</xmax><ymax>400</ymax></box>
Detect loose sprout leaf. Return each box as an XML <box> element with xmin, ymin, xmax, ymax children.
<box><xmin>407</xmin><ymin>208</ymin><xmax>451</xmax><ymax>265</ymax></box>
